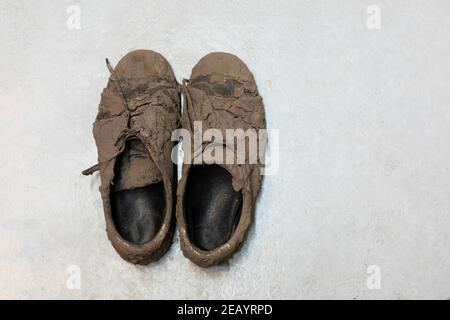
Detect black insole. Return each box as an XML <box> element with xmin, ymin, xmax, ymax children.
<box><xmin>110</xmin><ymin>140</ymin><xmax>165</xmax><ymax>245</ymax></box>
<box><xmin>111</xmin><ymin>183</ymin><xmax>165</xmax><ymax>245</ymax></box>
<box><xmin>185</xmin><ymin>165</ymin><xmax>242</xmax><ymax>251</ymax></box>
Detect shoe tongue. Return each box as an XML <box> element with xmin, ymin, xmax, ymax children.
<box><xmin>114</xmin><ymin>139</ymin><xmax>162</xmax><ymax>191</ymax></box>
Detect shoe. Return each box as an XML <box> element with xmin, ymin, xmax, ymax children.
<box><xmin>176</xmin><ymin>52</ymin><xmax>266</xmax><ymax>267</ymax></box>
<box><xmin>82</xmin><ymin>50</ymin><xmax>180</xmax><ymax>264</ymax></box>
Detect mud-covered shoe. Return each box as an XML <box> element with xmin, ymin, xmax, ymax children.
<box><xmin>177</xmin><ymin>52</ymin><xmax>266</xmax><ymax>267</ymax></box>
<box><xmin>82</xmin><ymin>50</ymin><xmax>180</xmax><ymax>264</ymax></box>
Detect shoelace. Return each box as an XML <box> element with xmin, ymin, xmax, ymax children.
<box><xmin>81</xmin><ymin>127</ymin><xmax>141</xmax><ymax>176</ymax></box>
<box><xmin>82</xmin><ymin>59</ymin><xmax>140</xmax><ymax>176</ymax></box>
<box><xmin>178</xmin><ymin>78</ymin><xmax>208</xmax><ymax>162</ymax></box>
<box><xmin>82</xmin><ymin>59</ymin><xmax>185</xmax><ymax>176</ymax></box>
<box><xmin>178</xmin><ymin>78</ymin><xmax>202</xmax><ymax>134</ymax></box>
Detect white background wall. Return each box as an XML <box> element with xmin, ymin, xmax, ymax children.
<box><xmin>0</xmin><ymin>0</ymin><xmax>449</xmax><ymax>299</ymax></box>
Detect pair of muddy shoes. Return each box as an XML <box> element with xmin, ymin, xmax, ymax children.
<box><xmin>82</xmin><ymin>50</ymin><xmax>265</xmax><ymax>267</ymax></box>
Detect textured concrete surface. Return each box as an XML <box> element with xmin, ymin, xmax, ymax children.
<box><xmin>0</xmin><ymin>0</ymin><xmax>449</xmax><ymax>299</ymax></box>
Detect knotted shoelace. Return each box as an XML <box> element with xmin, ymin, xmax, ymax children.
<box><xmin>82</xmin><ymin>59</ymin><xmax>184</xmax><ymax>176</ymax></box>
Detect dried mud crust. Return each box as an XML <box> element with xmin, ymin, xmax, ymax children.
<box><xmin>92</xmin><ymin>50</ymin><xmax>180</xmax><ymax>264</ymax></box>
<box><xmin>177</xmin><ymin>52</ymin><xmax>266</xmax><ymax>267</ymax></box>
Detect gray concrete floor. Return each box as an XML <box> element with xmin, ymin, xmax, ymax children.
<box><xmin>0</xmin><ymin>0</ymin><xmax>449</xmax><ymax>299</ymax></box>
